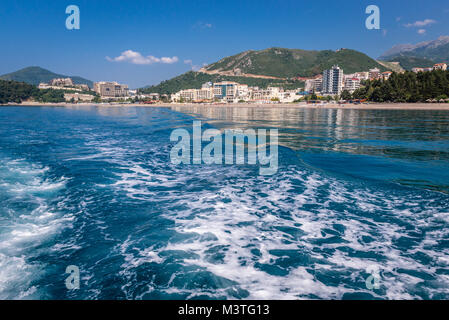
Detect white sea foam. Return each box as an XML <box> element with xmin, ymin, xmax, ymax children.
<box><xmin>0</xmin><ymin>158</ymin><xmax>71</xmax><ymax>299</ymax></box>
<box><xmin>111</xmin><ymin>157</ymin><xmax>449</xmax><ymax>299</ymax></box>
<box><xmin>77</xmin><ymin>124</ymin><xmax>448</xmax><ymax>299</ymax></box>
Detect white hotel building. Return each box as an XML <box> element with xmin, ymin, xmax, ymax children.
<box><xmin>344</xmin><ymin>78</ymin><xmax>361</xmax><ymax>93</ymax></box>
<box><xmin>322</xmin><ymin>65</ymin><xmax>344</xmax><ymax>95</ymax></box>
<box><xmin>172</xmin><ymin>83</ymin><xmax>303</xmax><ymax>103</ymax></box>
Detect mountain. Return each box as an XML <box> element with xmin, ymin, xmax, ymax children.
<box><xmin>379</xmin><ymin>36</ymin><xmax>449</xmax><ymax>69</ymax></box>
<box><xmin>0</xmin><ymin>66</ymin><xmax>93</xmax><ymax>88</ymax></box>
<box><xmin>141</xmin><ymin>47</ymin><xmax>390</xmax><ymax>94</ymax></box>
<box><xmin>202</xmin><ymin>47</ymin><xmax>388</xmax><ymax>78</ymax></box>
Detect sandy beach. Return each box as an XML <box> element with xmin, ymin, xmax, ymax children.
<box><xmin>3</xmin><ymin>101</ymin><xmax>449</xmax><ymax>110</ymax></box>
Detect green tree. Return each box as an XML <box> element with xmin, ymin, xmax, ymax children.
<box><xmin>340</xmin><ymin>90</ymin><xmax>352</xmax><ymax>101</ymax></box>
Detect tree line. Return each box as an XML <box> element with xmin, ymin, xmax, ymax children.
<box><xmin>0</xmin><ymin>80</ymin><xmax>93</xmax><ymax>104</ymax></box>
<box><xmin>0</xmin><ymin>80</ymin><xmax>37</xmax><ymax>104</ymax></box>
<box><xmin>349</xmin><ymin>70</ymin><xmax>449</xmax><ymax>103</ymax></box>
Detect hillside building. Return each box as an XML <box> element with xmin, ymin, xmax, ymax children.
<box><xmin>369</xmin><ymin>68</ymin><xmax>381</xmax><ymax>80</ymax></box>
<box><xmin>433</xmin><ymin>63</ymin><xmax>447</xmax><ymax>71</ymax></box>
<box><xmin>51</xmin><ymin>78</ymin><xmax>73</xmax><ymax>87</ymax></box>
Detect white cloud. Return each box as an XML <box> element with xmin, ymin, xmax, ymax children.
<box><xmin>192</xmin><ymin>21</ymin><xmax>213</xmax><ymax>30</ymax></box>
<box><xmin>160</xmin><ymin>56</ymin><xmax>179</xmax><ymax>64</ymax></box>
<box><xmin>106</xmin><ymin>50</ymin><xmax>178</xmax><ymax>65</ymax></box>
<box><xmin>184</xmin><ymin>59</ymin><xmax>205</xmax><ymax>71</ymax></box>
<box><xmin>404</xmin><ymin>19</ymin><xmax>436</xmax><ymax>28</ymax></box>
<box><xmin>417</xmin><ymin>29</ymin><xmax>427</xmax><ymax>34</ymax></box>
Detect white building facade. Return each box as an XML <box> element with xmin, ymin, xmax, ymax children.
<box><xmin>322</xmin><ymin>65</ymin><xmax>344</xmax><ymax>95</ymax></box>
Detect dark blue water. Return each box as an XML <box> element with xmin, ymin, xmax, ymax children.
<box><xmin>0</xmin><ymin>105</ymin><xmax>448</xmax><ymax>300</ymax></box>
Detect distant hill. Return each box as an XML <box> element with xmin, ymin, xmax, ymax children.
<box><xmin>202</xmin><ymin>47</ymin><xmax>388</xmax><ymax>78</ymax></box>
<box><xmin>0</xmin><ymin>66</ymin><xmax>93</xmax><ymax>88</ymax></box>
<box><xmin>141</xmin><ymin>47</ymin><xmax>389</xmax><ymax>94</ymax></box>
<box><xmin>379</xmin><ymin>36</ymin><xmax>449</xmax><ymax>69</ymax></box>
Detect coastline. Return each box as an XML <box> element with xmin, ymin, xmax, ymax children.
<box><xmin>2</xmin><ymin>101</ymin><xmax>449</xmax><ymax>110</ymax></box>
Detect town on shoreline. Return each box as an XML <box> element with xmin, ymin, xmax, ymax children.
<box><xmin>1</xmin><ymin>62</ymin><xmax>448</xmax><ymax>107</ymax></box>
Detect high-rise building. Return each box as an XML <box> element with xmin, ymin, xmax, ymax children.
<box><xmin>322</xmin><ymin>65</ymin><xmax>343</xmax><ymax>95</ymax></box>
<box><xmin>94</xmin><ymin>82</ymin><xmax>129</xmax><ymax>98</ymax></box>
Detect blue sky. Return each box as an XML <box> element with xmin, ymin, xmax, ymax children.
<box><xmin>1</xmin><ymin>0</ymin><xmax>448</xmax><ymax>88</ymax></box>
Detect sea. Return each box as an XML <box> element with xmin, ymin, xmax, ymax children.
<box><xmin>0</xmin><ymin>105</ymin><xmax>448</xmax><ymax>300</ymax></box>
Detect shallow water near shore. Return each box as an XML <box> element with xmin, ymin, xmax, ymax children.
<box><xmin>0</xmin><ymin>105</ymin><xmax>448</xmax><ymax>300</ymax></box>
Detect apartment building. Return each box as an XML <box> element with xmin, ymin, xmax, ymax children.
<box><xmin>305</xmin><ymin>78</ymin><xmax>323</xmax><ymax>93</ymax></box>
<box><xmin>344</xmin><ymin>78</ymin><xmax>361</xmax><ymax>93</ymax></box>
<box><xmin>213</xmin><ymin>81</ymin><xmax>239</xmax><ymax>101</ymax></box>
<box><xmin>94</xmin><ymin>82</ymin><xmax>129</xmax><ymax>98</ymax></box>
<box><xmin>197</xmin><ymin>88</ymin><xmax>214</xmax><ymax>100</ymax></box>
<box><xmin>355</xmin><ymin>72</ymin><xmax>370</xmax><ymax>81</ymax></box>
<box><xmin>322</xmin><ymin>65</ymin><xmax>344</xmax><ymax>95</ymax></box>
<box><xmin>172</xmin><ymin>82</ymin><xmax>303</xmax><ymax>104</ymax></box>
<box><xmin>433</xmin><ymin>63</ymin><xmax>448</xmax><ymax>71</ymax></box>
<box><xmin>64</xmin><ymin>93</ymin><xmax>95</xmax><ymax>102</ymax></box>
<box><xmin>173</xmin><ymin>87</ymin><xmax>214</xmax><ymax>102</ymax></box>
<box><xmin>237</xmin><ymin>84</ymin><xmax>250</xmax><ymax>99</ymax></box>
<box><xmin>369</xmin><ymin>68</ymin><xmax>381</xmax><ymax>80</ymax></box>
<box><xmin>382</xmin><ymin>71</ymin><xmax>393</xmax><ymax>80</ymax></box>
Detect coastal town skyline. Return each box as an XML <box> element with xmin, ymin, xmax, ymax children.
<box><xmin>22</xmin><ymin>60</ymin><xmax>447</xmax><ymax>106</ymax></box>
<box><xmin>1</xmin><ymin>0</ymin><xmax>449</xmax><ymax>88</ymax></box>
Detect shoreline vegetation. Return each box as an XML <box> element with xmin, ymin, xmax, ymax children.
<box><xmin>3</xmin><ymin>101</ymin><xmax>449</xmax><ymax>110</ymax></box>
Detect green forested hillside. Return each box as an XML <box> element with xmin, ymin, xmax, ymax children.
<box><xmin>141</xmin><ymin>47</ymin><xmax>388</xmax><ymax>94</ymax></box>
<box><xmin>205</xmin><ymin>48</ymin><xmax>388</xmax><ymax>78</ymax></box>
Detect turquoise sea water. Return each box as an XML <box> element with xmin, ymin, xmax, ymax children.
<box><xmin>0</xmin><ymin>105</ymin><xmax>448</xmax><ymax>300</ymax></box>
